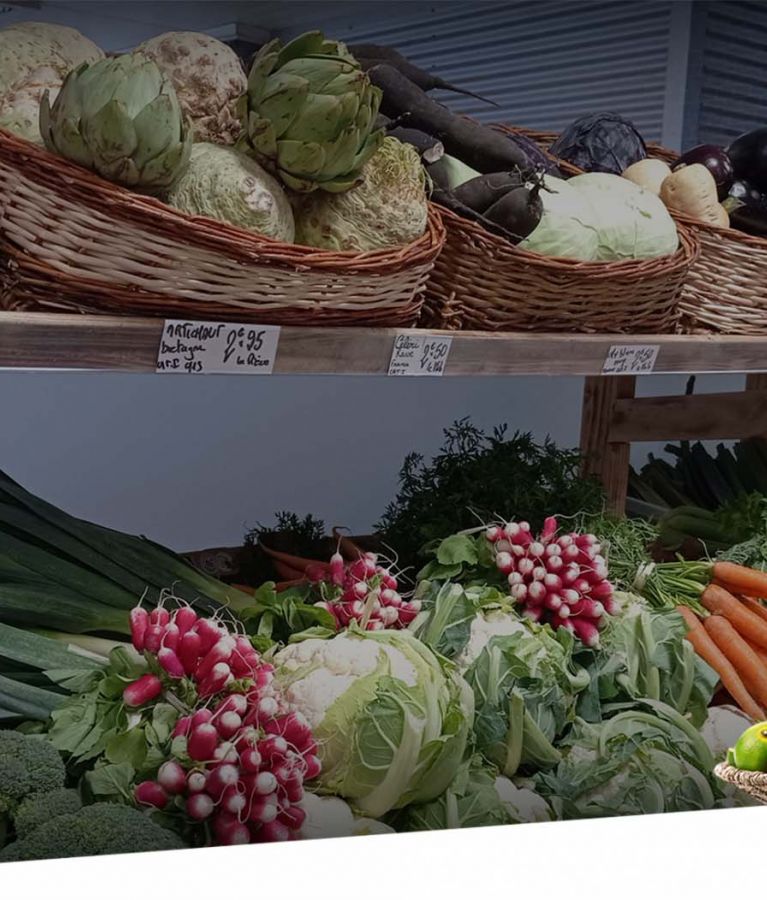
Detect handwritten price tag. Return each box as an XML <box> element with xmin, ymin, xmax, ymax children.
<box><xmin>388</xmin><ymin>334</ymin><xmax>453</xmax><ymax>377</ymax></box>
<box><xmin>156</xmin><ymin>320</ymin><xmax>280</xmax><ymax>375</ymax></box>
<box><xmin>602</xmin><ymin>344</ymin><xmax>660</xmax><ymax>375</ymax></box>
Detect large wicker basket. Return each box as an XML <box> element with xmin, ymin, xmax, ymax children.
<box><xmin>0</xmin><ymin>130</ymin><xmax>445</xmax><ymax>327</ymax></box>
<box><xmin>714</xmin><ymin>763</ymin><xmax>767</xmax><ymax>804</ymax></box>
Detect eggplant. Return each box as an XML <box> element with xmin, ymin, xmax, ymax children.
<box><xmin>673</xmin><ymin>144</ymin><xmax>734</xmax><ymax>200</ymax></box>
<box><xmin>727</xmin><ymin>127</ymin><xmax>767</xmax><ymax>193</ymax></box>
<box><xmin>484</xmin><ymin>183</ymin><xmax>543</xmax><ymax>239</ymax></box>
<box><xmin>729</xmin><ymin>201</ymin><xmax>767</xmax><ymax>238</ymax></box>
<box><xmin>728</xmin><ymin>177</ymin><xmax>765</xmax><ymax>206</ymax></box>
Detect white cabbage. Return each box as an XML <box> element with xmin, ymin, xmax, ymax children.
<box><xmin>519</xmin><ymin>175</ymin><xmax>600</xmax><ymax>260</ymax></box>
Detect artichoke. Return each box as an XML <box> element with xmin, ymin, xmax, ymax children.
<box><xmin>40</xmin><ymin>52</ymin><xmax>192</xmax><ymax>194</ymax></box>
<box><xmin>238</xmin><ymin>31</ymin><xmax>384</xmax><ymax>193</ymax></box>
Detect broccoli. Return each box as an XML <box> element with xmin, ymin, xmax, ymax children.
<box><xmin>13</xmin><ymin>789</ymin><xmax>82</xmax><ymax>839</ymax></box>
<box><xmin>0</xmin><ymin>731</ymin><xmax>65</xmax><ymax>822</ymax></box>
<box><xmin>0</xmin><ymin>802</ymin><xmax>187</xmax><ymax>862</ymax></box>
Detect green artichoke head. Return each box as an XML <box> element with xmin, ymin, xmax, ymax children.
<box><xmin>39</xmin><ymin>51</ymin><xmax>192</xmax><ymax>193</ymax></box>
<box><xmin>239</xmin><ymin>31</ymin><xmax>384</xmax><ymax>193</ymax></box>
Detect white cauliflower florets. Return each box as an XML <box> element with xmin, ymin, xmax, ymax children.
<box><xmin>456</xmin><ymin>610</ymin><xmax>525</xmax><ymax>671</ymax></box>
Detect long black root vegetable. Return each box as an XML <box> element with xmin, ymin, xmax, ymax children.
<box><xmin>386</xmin><ymin>126</ymin><xmax>445</xmax><ymax>163</ymax></box>
<box><xmin>367</xmin><ymin>64</ymin><xmax>528</xmax><ymax>174</ymax></box>
<box><xmin>350</xmin><ymin>43</ymin><xmax>498</xmax><ymax>106</ymax></box>
<box><xmin>484</xmin><ymin>182</ymin><xmax>544</xmax><ymax>239</ymax></box>
<box><xmin>453</xmin><ymin>170</ymin><xmax>528</xmax><ymax>214</ymax></box>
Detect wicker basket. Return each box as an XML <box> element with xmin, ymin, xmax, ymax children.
<box><xmin>714</xmin><ymin>763</ymin><xmax>767</xmax><ymax>804</ymax></box>
<box><xmin>0</xmin><ymin>129</ymin><xmax>445</xmax><ymax>327</ymax></box>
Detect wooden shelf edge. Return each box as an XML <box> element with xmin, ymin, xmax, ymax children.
<box><xmin>1</xmin><ymin>310</ymin><xmax>767</xmax><ymax>376</ymax></box>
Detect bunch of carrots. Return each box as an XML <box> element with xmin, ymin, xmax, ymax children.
<box><xmin>655</xmin><ymin>560</ymin><xmax>767</xmax><ymax>721</ymax></box>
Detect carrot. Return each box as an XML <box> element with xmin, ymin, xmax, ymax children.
<box><xmin>677</xmin><ymin>606</ymin><xmax>764</xmax><ymax>720</ymax></box>
<box><xmin>259</xmin><ymin>544</ymin><xmax>320</xmax><ymax>573</ymax></box>
<box><xmin>740</xmin><ymin>595</ymin><xmax>767</xmax><ymax>624</ymax></box>
<box><xmin>701</xmin><ymin>583</ymin><xmax>767</xmax><ymax>651</ymax></box>
<box><xmin>747</xmin><ymin>639</ymin><xmax>767</xmax><ymax>668</ymax></box>
<box><xmin>713</xmin><ymin>561</ymin><xmax>767</xmax><ymax>599</ymax></box>
<box><xmin>704</xmin><ymin>615</ymin><xmax>767</xmax><ymax>710</ymax></box>
<box><xmin>272</xmin><ymin>560</ymin><xmax>308</xmax><ymax>581</ymax></box>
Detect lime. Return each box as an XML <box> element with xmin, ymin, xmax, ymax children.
<box><xmin>732</xmin><ymin>722</ymin><xmax>767</xmax><ymax>772</ymax></box>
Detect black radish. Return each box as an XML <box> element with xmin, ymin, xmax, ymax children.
<box><xmin>367</xmin><ymin>64</ymin><xmax>529</xmax><ymax>174</ymax></box>
<box><xmin>429</xmin><ymin>185</ymin><xmax>525</xmax><ymax>243</ymax></box>
<box><xmin>453</xmin><ymin>170</ymin><xmax>528</xmax><ymax>213</ymax></box>
<box><xmin>350</xmin><ymin>43</ymin><xmax>498</xmax><ymax>106</ymax></box>
<box><xmin>484</xmin><ymin>183</ymin><xmax>543</xmax><ymax>239</ymax></box>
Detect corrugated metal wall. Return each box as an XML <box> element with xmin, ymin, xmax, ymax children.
<box><xmin>691</xmin><ymin>1</ymin><xmax>767</xmax><ymax>146</ymax></box>
<box><xmin>287</xmin><ymin>1</ymin><xmax>674</xmax><ymax>141</ymax></box>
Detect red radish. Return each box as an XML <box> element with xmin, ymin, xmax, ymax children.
<box><xmin>143</xmin><ymin>624</ymin><xmax>165</xmax><ymax>654</ymax></box>
<box><xmin>571</xmin><ymin>617</ymin><xmax>600</xmax><ymax>647</ymax></box>
<box><xmin>186</xmin><ymin>793</ymin><xmax>215</xmax><ymax>821</ymax></box>
<box><xmin>557</xmin><ymin>534</ymin><xmax>574</xmax><ymax>548</ymax></box>
<box><xmin>547</xmin><ymin>555</ymin><xmax>563</xmax><ymax>572</ymax></box>
<box><xmin>532</xmin><ymin>566</ymin><xmax>546</xmax><ymax>581</ymax></box>
<box><xmin>135</xmin><ymin>780</ymin><xmax>168</xmax><ymax>809</ymax></box>
<box><xmin>529</xmin><ymin>541</ymin><xmax>545</xmax><ymax>558</ymax></box>
<box><xmin>306</xmin><ymin>562</ymin><xmax>329</xmax><ymax>582</ymax></box>
<box><xmin>503</xmin><ymin>522</ymin><xmax>520</xmax><ymax>539</ymax></box>
<box><xmin>216</xmin><ymin>693</ymin><xmax>248</xmax><ymax>717</ymax></box>
<box><xmin>543</xmin><ymin>573</ymin><xmax>562</xmax><ymax>591</ymax></box>
<box><xmin>196</xmin><ymin>618</ymin><xmax>224</xmax><ymax>654</ymax></box>
<box><xmin>258</xmin><ymin>696</ymin><xmax>279</xmax><ymax>718</ymax></box>
<box><xmin>188</xmin><ymin>723</ymin><xmax>218</xmax><ymax>761</ymax></box>
<box><xmin>174</xmin><ymin>606</ymin><xmax>198</xmax><ymax>637</ymax></box>
<box><xmin>559</xmin><ymin>605</ymin><xmax>571</xmax><ymax>619</ymax></box>
<box><xmin>195</xmin><ymin>637</ymin><xmax>236</xmax><ymax>682</ymax></box>
<box><xmin>240</xmin><ymin>748</ymin><xmax>262</xmax><ymax>773</ymax></box>
<box><xmin>381</xmin><ymin>573</ymin><xmax>398</xmax><ymax>591</ymax></box>
<box><xmin>248</xmin><ymin>796</ymin><xmax>279</xmax><ymax>824</ymax></box>
<box><xmin>157</xmin><ymin>647</ymin><xmax>185</xmax><ymax>679</ymax></box>
<box><xmin>561</xmin><ymin>589</ymin><xmax>580</xmax><ymax>605</ymax></box>
<box><xmin>213</xmin><ymin>812</ymin><xmax>251</xmax><ymax>845</ymax></box>
<box><xmin>187</xmin><ymin>771</ymin><xmax>207</xmax><ymax>793</ymax></box>
<box><xmin>303</xmin><ymin>755</ymin><xmax>322</xmax><ymax>781</ymax></box>
<box><xmin>213</xmin><ymin>741</ymin><xmax>238</xmax><ymax>763</ymax></box>
<box><xmin>259</xmin><ymin>735</ymin><xmax>288</xmax><ymax>761</ymax></box>
<box><xmin>254</xmin><ymin>771</ymin><xmax>278</xmax><ymax>795</ymax></box>
<box><xmin>329</xmin><ymin>552</ymin><xmax>345</xmax><ymax>586</ymax></box>
<box><xmin>510</xmin><ymin>544</ymin><xmax>525</xmax><ymax>557</ymax></box>
<box><xmin>123</xmin><ymin>674</ymin><xmax>163</xmax><ymax>707</ymax></box>
<box><xmin>161</xmin><ymin>623</ymin><xmax>180</xmax><ymax>652</ymax></box>
<box><xmin>541</xmin><ymin>516</ymin><xmax>558</xmax><ymax>540</ymax></box>
<box><xmin>206</xmin><ymin>763</ymin><xmax>240</xmax><ymax>799</ymax></box>
<box><xmin>216</xmin><ymin>711</ymin><xmax>242</xmax><ymax>739</ymax></box>
<box><xmin>495</xmin><ymin>539</ymin><xmax>512</xmax><ymax>554</ymax></box>
<box><xmin>149</xmin><ymin>607</ymin><xmax>170</xmax><ymax>627</ymax></box>
<box><xmin>545</xmin><ymin>593</ymin><xmax>563</xmax><ymax>611</ymax></box>
<box><xmin>173</xmin><ymin>715</ymin><xmax>192</xmax><ymax>738</ymax></box>
<box><xmin>285</xmin><ymin>773</ymin><xmax>304</xmax><ymax>804</ymax></box>
<box><xmin>222</xmin><ymin>785</ymin><xmax>248</xmax><ymax>816</ymax></box>
<box><xmin>255</xmin><ymin>820</ymin><xmax>291</xmax><ymax>842</ymax></box>
<box><xmin>178</xmin><ymin>630</ymin><xmax>202</xmax><ymax>676</ymax></box>
<box><xmin>157</xmin><ymin>760</ymin><xmax>187</xmax><ymax>794</ymax></box>
<box><xmin>191</xmin><ymin>708</ymin><xmax>213</xmax><ymax>727</ymax></box>
<box><xmin>510</xmin><ymin>583</ymin><xmax>528</xmax><ymax>602</ymax></box>
<box><xmin>278</xmin><ymin>806</ymin><xmax>306</xmax><ymax>830</ymax></box>
<box><xmin>527</xmin><ymin>581</ymin><xmax>546</xmax><ymax>603</ymax></box>
<box><xmin>523</xmin><ymin>607</ymin><xmax>543</xmax><ymax>622</ymax></box>
<box><xmin>508</xmin><ymin>571</ymin><xmax>523</xmax><ymax>586</ymax></box>
<box><xmin>129</xmin><ymin>607</ymin><xmax>149</xmax><ymax>652</ymax></box>
<box><xmin>486</xmin><ymin>525</ymin><xmax>501</xmax><ymax>542</ymax></box>
<box><xmin>517</xmin><ymin>558</ymin><xmax>534</xmax><ymax>577</ymax></box>
<box><xmin>496</xmin><ymin>551</ymin><xmax>513</xmax><ymax>574</ymax></box>
<box><xmin>198</xmin><ymin>662</ymin><xmax>232</xmax><ymax>697</ymax></box>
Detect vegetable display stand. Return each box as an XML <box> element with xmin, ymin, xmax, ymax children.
<box><xmin>0</xmin><ymin>130</ymin><xmax>445</xmax><ymax>328</ymax></box>
<box><xmin>714</xmin><ymin>762</ymin><xmax>767</xmax><ymax>804</ymax></box>
<box><xmin>580</xmin><ymin>373</ymin><xmax>767</xmax><ymax>514</ymax></box>
<box><xmin>422</xmin><ymin>205</ymin><xmax>697</xmax><ymax>334</ymax></box>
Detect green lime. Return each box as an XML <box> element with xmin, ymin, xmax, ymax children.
<box><xmin>732</xmin><ymin>722</ymin><xmax>767</xmax><ymax>772</ymax></box>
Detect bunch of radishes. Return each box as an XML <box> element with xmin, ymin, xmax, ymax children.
<box><xmin>126</xmin><ymin>603</ymin><xmax>320</xmax><ymax>844</ymax></box>
<box><xmin>485</xmin><ymin>516</ymin><xmax>616</xmax><ymax>647</ymax></box>
<box><xmin>310</xmin><ymin>550</ymin><xmax>420</xmax><ymax>631</ymax></box>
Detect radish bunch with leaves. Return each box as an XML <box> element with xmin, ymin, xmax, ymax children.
<box><xmin>120</xmin><ymin>601</ymin><xmax>321</xmax><ymax>844</ymax></box>
<box><xmin>486</xmin><ymin>516</ymin><xmax>617</xmax><ymax>647</ymax></box>
<box><xmin>310</xmin><ymin>550</ymin><xmax>421</xmax><ymax>631</ymax></box>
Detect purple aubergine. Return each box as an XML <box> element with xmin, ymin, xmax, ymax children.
<box><xmin>728</xmin><ymin>128</ymin><xmax>767</xmax><ymax>193</ymax></box>
<box><xmin>729</xmin><ymin>178</ymin><xmax>765</xmax><ymax>206</ymax></box>
<box><xmin>673</xmin><ymin>144</ymin><xmax>734</xmax><ymax>200</ymax></box>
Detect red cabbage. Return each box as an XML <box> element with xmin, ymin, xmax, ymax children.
<box><xmin>550</xmin><ymin>113</ymin><xmax>647</xmax><ymax>176</ymax></box>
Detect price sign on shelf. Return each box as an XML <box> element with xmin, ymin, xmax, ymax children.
<box><xmin>602</xmin><ymin>344</ymin><xmax>660</xmax><ymax>375</ymax></box>
<box><xmin>388</xmin><ymin>333</ymin><xmax>453</xmax><ymax>377</ymax></box>
<box><xmin>156</xmin><ymin>320</ymin><xmax>280</xmax><ymax>375</ymax></box>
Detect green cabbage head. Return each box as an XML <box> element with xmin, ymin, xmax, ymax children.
<box><xmin>273</xmin><ymin>627</ymin><xmax>474</xmax><ymax>818</ymax></box>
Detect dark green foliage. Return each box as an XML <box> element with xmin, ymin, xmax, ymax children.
<box><xmin>377</xmin><ymin>420</ymin><xmax>604</xmax><ymax>572</ymax></box>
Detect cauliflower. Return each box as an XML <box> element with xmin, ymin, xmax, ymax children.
<box><xmin>494</xmin><ymin>776</ymin><xmax>555</xmax><ymax>824</ymax></box>
<box><xmin>136</xmin><ymin>31</ymin><xmax>246</xmax><ymax>145</ymax></box>
<box><xmin>13</xmin><ymin>789</ymin><xmax>82</xmax><ymax>839</ymax></box>
<box><xmin>0</xmin><ymin>803</ymin><xmax>186</xmax><ymax>861</ymax></box>
<box><xmin>166</xmin><ymin>143</ymin><xmax>295</xmax><ymax>242</ymax></box>
<box><xmin>455</xmin><ymin>610</ymin><xmax>525</xmax><ymax>671</ymax></box>
<box><xmin>298</xmin><ymin>793</ymin><xmax>394</xmax><ymax>841</ymax></box>
<box><xmin>0</xmin><ymin>731</ymin><xmax>65</xmax><ymax>816</ymax></box>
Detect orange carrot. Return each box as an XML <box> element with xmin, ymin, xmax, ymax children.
<box><xmin>701</xmin><ymin>584</ymin><xmax>767</xmax><ymax>651</ymax></box>
<box><xmin>677</xmin><ymin>606</ymin><xmax>764</xmax><ymax>720</ymax></box>
<box><xmin>741</xmin><ymin>595</ymin><xmax>767</xmax><ymax>624</ymax></box>
<box><xmin>713</xmin><ymin>562</ymin><xmax>767</xmax><ymax>599</ymax></box>
<box><xmin>259</xmin><ymin>544</ymin><xmax>322</xmax><ymax>573</ymax></box>
<box><xmin>705</xmin><ymin>615</ymin><xmax>767</xmax><ymax>710</ymax></box>
<box><xmin>747</xmin><ymin>639</ymin><xmax>767</xmax><ymax>668</ymax></box>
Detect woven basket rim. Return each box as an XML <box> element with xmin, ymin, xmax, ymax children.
<box><xmin>714</xmin><ymin>762</ymin><xmax>767</xmax><ymax>785</ymax></box>
<box><xmin>0</xmin><ymin>128</ymin><xmax>445</xmax><ymax>269</ymax></box>
<box><xmin>436</xmin><ymin>203</ymin><xmax>698</xmax><ymax>274</ymax></box>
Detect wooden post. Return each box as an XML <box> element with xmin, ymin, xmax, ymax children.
<box><xmin>580</xmin><ymin>376</ymin><xmax>636</xmax><ymax>516</ymax></box>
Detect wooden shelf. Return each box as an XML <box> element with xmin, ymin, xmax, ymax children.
<box><xmin>1</xmin><ymin>310</ymin><xmax>767</xmax><ymax>376</ymax></box>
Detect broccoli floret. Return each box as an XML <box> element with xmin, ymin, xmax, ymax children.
<box><xmin>13</xmin><ymin>789</ymin><xmax>82</xmax><ymax>839</ymax></box>
<box><xmin>0</xmin><ymin>732</ymin><xmax>65</xmax><ymax>814</ymax></box>
<box><xmin>0</xmin><ymin>802</ymin><xmax>187</xmax><ymax>862</ymax></box>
